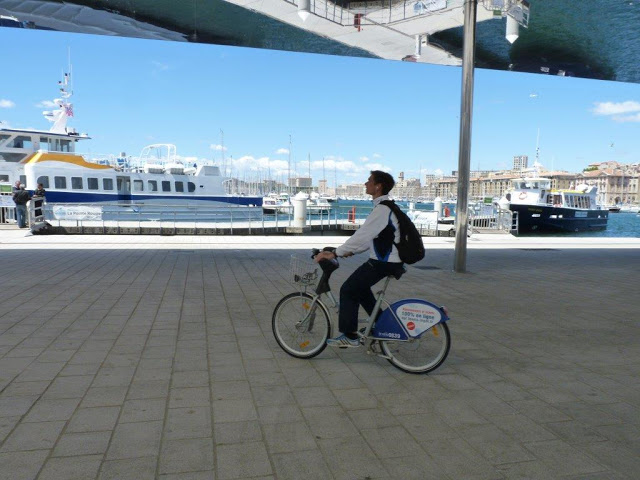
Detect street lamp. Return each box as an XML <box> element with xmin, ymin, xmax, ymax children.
<box><xmin>298</xmin><ymin>0</ymin><xmax>311</xmax><ymax>22</ymax></box>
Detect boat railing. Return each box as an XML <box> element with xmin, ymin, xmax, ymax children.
<box><xmin>282</xmin><ymin>0</ymin><xmax>465</xmax><ymax>27</ymax></box>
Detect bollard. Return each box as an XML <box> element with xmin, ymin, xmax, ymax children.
<box><xmin>292</xmin><ymin>192</ymin><xmax>308</xmax><ymax>228</ymax></box>
<box><xmin>434</xmin><ymin>197</ymin><xmax>443</xmax><ymax>217</ymax></box>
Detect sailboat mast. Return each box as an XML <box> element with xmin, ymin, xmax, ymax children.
<box><xmin>288</xmin><ymin>135</ymin><xmax>292</xmax><ymax>196</ymax></box>
<box><xmin>220</xmin><ymin>129</ymin><xmax>225</xmax><ymax>177</ymax></box>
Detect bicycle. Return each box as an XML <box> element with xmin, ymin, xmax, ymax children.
<box><xmin>272</xmin><ymin>248</ymin><xmax>451</xmax><ymax>374</ymax></box>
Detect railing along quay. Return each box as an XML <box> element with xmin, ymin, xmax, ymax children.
<box><xmin>20</xmin><ymin>202</ymin><xmax>507</xmax><ymax>236</ymax></box>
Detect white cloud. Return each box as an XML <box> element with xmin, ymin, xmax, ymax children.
<box><xmin>364</xmin><ymin>163</ymin><xmax>392</xmax><ymax>173</ymax></box>
<box><xmin>360</xmin><ymin>156</ymin><xmax>369</xmax><ymax>162</ymax></box>
<box><xmin>210</xmin><ymin>144</ymin><xmax>227</xmax><ymax>152</ymax></box>
<box><xmin>151</xmin><ymin>60</ymin><xmax>169</xmax><ymax>72</ymax></box>
<box><xmin>372</xmin><ymin>153</ymin><xmax>382</xmax><ymax>158</ymax></box>
<box><xmin>611</xmin><ymin>113</ymin><xmax>640</xmax><ymax>123</ymax></box>
<box><xmin>0</xmin><ymin>99</ymin><xmax>15</xmax><ymax>108</ymax></box>
<box><xmin>36</xmin><ymin>100</ymin><xmax>58</xmax><ymax>108</ymax></box>
<box><xmin>593</xmin><ymin>100</ymin><xmax>640</xmax><ymax>116</ymax></box>
<box><xmin>275</xmin><ymin>148</ymin><xmax>289</xmax><ymax>155</ymax></box>
<box><xmin>229</xmin><ymin>155</ymin><xmax>291</xmax><ymax>176</ymax></box>
<box><xmin>433</xmin><ymin>169</ymin><xmax>444</xmax><ymax>176</ymax></box>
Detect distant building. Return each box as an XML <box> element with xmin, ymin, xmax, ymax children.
<box><xmin>513</xmin><ymin>155</ymin><xmax>528</xmax><ymax>171</ymax></box>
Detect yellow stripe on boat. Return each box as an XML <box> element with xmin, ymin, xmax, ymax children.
<box><xmin>23</xmin><ymin>151</ymin><xmax>111</xmax><ymax>169</ymax></box>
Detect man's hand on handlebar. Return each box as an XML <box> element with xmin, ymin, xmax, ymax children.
<box><xmin>314</xmin><ymin>250</ymin><xmax>337</xmax><ymax>263</ymax></box>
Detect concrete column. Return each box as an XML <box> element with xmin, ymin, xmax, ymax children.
<box><xmin>454</xmin><ymin>0</ymin><xmax>477</xmax><ymax>273</ymax></box>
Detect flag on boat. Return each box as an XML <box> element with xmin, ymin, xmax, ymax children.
<box><xmin>64</xmin><ymin>104</ymin><xmax>74</xmax><ymax>117</ymax></box>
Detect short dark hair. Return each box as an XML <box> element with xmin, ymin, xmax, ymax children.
<box><xmin>370</xmin><ymin>170</ymin><xmax>395</xmax><ymax>195</ymax></box>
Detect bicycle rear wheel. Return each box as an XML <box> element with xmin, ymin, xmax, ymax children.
<box><xmin>380</xmin><ymin>322</ymin><xmax>451</xmax><ymax>374</ymax></box>
<box><xmin>272</xmin><ymin>292</ymin><xmax>331</xmax><ymax>359</ymax></box>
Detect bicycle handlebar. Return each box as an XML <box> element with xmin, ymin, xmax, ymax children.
<box><xmin>312</xmin><ymin>248</ymin><xmax>339</xmax><ymax>294</ymax></box>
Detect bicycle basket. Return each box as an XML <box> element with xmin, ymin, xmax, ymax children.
<box><xmin>290</xmin><ymin>254</ymin><xmax>319</xmax><ymax>287</ymax></box>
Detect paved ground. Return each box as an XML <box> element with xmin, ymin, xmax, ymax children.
<box><xmin>0</xmin><ymin>230</ymin><xmax>639</xmax><ymax>480</ymax></box>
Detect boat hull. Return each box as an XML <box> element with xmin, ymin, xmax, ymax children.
<box><xmin>40</xmin><ymin>191</ymin><xmax>263</xmax><ymax>206</ymax></box>
<box><xmin>510</xmin><ymin>204</ymin><xmax>609</xmax><ymax>233</ymax></box>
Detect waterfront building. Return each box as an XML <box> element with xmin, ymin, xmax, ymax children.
<box><xmin>513</xmin><ymin>155</ymin><xmax>528</xmax><ymax>171</ymax></box>
<box><xmin>580</xmin><ymin>163</ymin><xmax>639</xmax><ymax>205</ymax></box>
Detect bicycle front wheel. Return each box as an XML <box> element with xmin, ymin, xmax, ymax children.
<box><xmin>380</xmin><ymin>322</ymin><xmax>451</xmax><ymax>374</ymax></box>
<box><xmin>272</xmin><ymin>292</ymin><xmax>331</xmax><ymax>359</ymax></box>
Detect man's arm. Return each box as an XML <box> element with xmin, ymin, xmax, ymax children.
<box><xmin>334</xmin><ymin>204</ymin><xmax>390</xmax><ymax>257</ymax></box>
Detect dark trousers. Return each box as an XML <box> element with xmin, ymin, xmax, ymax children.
<box><xmin>338</xmin><ymin>259</ymin><xmax>403</xmax><ymax>335</ymax></box>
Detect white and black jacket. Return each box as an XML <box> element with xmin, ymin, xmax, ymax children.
<box><xmin>335</xmin><ymin>195</ymin><xmax>402</xmax><ymax>263</ymax></box>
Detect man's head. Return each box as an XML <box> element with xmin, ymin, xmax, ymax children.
<box><xmin>19</xmin><ymin>185</ymin><xmax>25</xmax><ymax>190</ymax></box>
<box><xmin>14</xmin><ymin>180</ymin><xmax>20</xmax><ymax>187</ymax></box>
<box><xmin>365</xmin><ymin>170</ymin><xmax>395</xmax><ymax>198</ymax></box>
<box><xmin>37</xmin><ymin>183</ymin><xmax>44</xmax><ymax>189</ymax></box>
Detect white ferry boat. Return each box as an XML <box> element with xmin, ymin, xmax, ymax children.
<box><xmin>499</xmin><ymin>177</ymin><xmax>608</xmax><ymax>233</ymax></box>
<box><xmin>0</xmin><ymin>71</ymin><xmax>262</xmax><ymax>207</ymax></box>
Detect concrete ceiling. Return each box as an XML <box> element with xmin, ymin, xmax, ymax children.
<box><xmin>1</xmin><ymin>0</ymin><xmax>639</xmax><ymax>84</ymax></box>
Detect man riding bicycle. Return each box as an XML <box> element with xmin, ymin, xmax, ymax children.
<box><xmin>314</xmin><ymin>170</ymin><xmax>404</xmax><ymax>347</ymax></box>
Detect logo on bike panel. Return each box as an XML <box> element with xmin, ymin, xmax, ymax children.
<box><xmin>396</xmin><ymin>302</ymin><xmax>441</xmax><ymax>336</ymax></box>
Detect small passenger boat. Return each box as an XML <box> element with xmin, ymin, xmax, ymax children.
<box><xmin>500</xmin><ymin>177</ymin><xmax>608</xmax><ymax>233</ymax></box>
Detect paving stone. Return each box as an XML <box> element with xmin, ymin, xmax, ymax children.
<box><xmin>165</xmin><ymin>406</ymin><xmax>212</xmax><ymax>440</ymax></box>
<box><xmin>158</xmin><ymin>437</ymin><xmax>215</xmax><ymax>475</ymax></box>
<box><xmin>0</xmin><ymin>420</ymin><xmax>65</xmax><ymax>452</ymax></box>
<box><xmin>0</xmin><ymin>450</ymin><xmax>49</xmax><ymax>480</ymax></box>
<box><xmin>216</xmin><ymin>441</ymin><xmax>272</xmax><ymax>479</ymax></box>
<box><xmin>38</xmin><ymin>454</ymin><xmax>103</xmax><ymax>480</ymax></box>
<box><xmin>23</xmin><ymin>397</ymin><xmax>81</xmax><ymax>422</ymax></box>
<box><xmin>317</xmin><ymin>436</ymin><xmax>386</xmax><ymax>480</ymax></box>
<box><xmin>271</xmin><ymin>450</ymin><xmax>333</xmax><ymax>480</ymax></box>
<box><xmin>119</xmin><ymin>398</ymin><xmax>167</xmax><ymax>423</ymax></box>
<box><xmin>107</xmin><ymin>421</ymin><xmax>163</xmax><ymax>460</ymax></box>
<box><xmin>66</xmin><ymin>406</ymin><xmax>121</xmax><ymax>433</ymax></box>
<box><xmin>262</xmin><ymin>421</ymin><xmax>318</xmax><ymax>453</ymax></box>
<box><xmin>81</xmin><ymin>386</ymin><xmax>128</xmax><ymax>407</ymax></box>
<box><xmin>98</xmin><ymin>456</ymin><xmax>157</xmax><ymax>480</ymax></box>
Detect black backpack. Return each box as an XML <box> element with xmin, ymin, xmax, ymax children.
<box><xmin>380</xmin><ymin>200</ymin><xmax>425</xmax><ymax>264</ymax></box>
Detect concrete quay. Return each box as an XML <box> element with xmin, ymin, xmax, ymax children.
<box><xmin>0</xmin><ymin>230</ymin><xmax>638</xmax><ymax>479</ymax></box>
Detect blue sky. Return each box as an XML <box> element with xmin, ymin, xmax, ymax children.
<box><xmin>1</xmin><ymin>27</ymin><xmax>640</xmax><ymax>186</ymax></box>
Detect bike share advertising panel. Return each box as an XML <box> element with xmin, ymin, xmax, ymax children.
<box><xmin>372</xmin><ymin>299</ymin><xmax>447</xmax><ymax>340</ymax></box>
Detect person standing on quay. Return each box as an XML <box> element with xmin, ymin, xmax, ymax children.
<box><xmin>13</xmin><ymin>185</ymin><xmax>31</xmax><ymax>228</ymax></box>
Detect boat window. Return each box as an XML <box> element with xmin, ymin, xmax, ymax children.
<box><xmin>54</xmin><ymin>176</ymin><xmax>66</xmax><ymax>189</ymax></box>
<box><xmin>7</xmin><ymin>135</ymin><xmax>33</xmax><ymax>149</ymax></box>
<box><xmin>20</xmin><ymin>175</ymin><xmax>26</xmax><ymax>186</ymax></box>
<box><xmin>0</xmin><ymin>174</ymin><xmax>8</xmax><ymax>182</ymax></box>
<box><xmin>148</xmin><ymin>180</ymin><xmax>158</xmax><ymax>192</ymax></box>
<box><xmin>71</xmin><ymin>177</ymin><xmax>83</xmax><ymax>190</ymax></box>
<box><xmin>133</xmin><ymin>180</ymin><xmax>143</xmax><ymax>192</ymax></box>
<box><xmin>39</xmin><ymin>137</ymin><xmax>50</xmax><ymax>151</ymax></box>
<box><xmin>87</xmin><ymin>178</ymin><xmax>99</xmax><ymax>190</ymax></box>
<box><xmin>0</xmin><ymin>134</ymin><xmax>10</xmax><ymax>145</ymax></box>
<box><xmin>103</xmin><ymin>178</ymin><xmax>114</xmax><ymax>191</ymax></box>
<box><xmin>0</xmin><ymin>153</ymin><xmax>28</xmax><ymax>162</ymax></box>
<box><xmin>175</xmin><ymin>181</ymin><xmax>184</xmax><ymax>193</ymax></box>
<box><xmin>36</xmin><ymin>176</ymin><xmax>50</xmax><ymax>188</ymax></box>
<box><xmin>187</xmin><ymin>182</ymin><xmax>195</xmax><ymax>193</ymax></box>
<box><xmin>162</xmin><ymin>181</ymin><xmax>171</xmax><ymax>192</ymax></box>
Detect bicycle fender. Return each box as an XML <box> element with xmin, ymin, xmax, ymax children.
<box><xmin>373</xmin><ymin>299</ymin><xmax>448</xmax><ymax>340</ymax></box>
